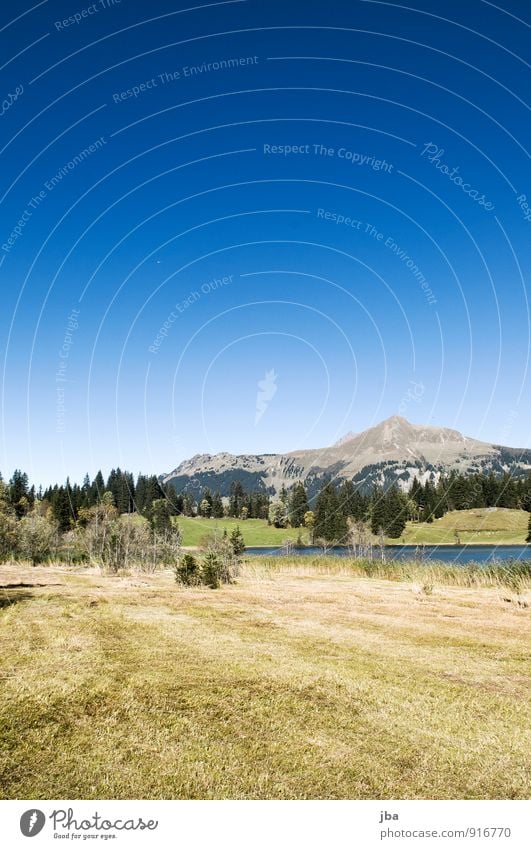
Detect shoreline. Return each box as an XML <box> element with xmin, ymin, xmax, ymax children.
<box><xmin>243</xmin><ymin>542</ymin><xmax>531</xmax><ymax>550</ymax></box>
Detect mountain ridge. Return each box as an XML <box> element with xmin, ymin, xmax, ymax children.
<box><xmin>162</xmin><ymin>416</ymin><xmax>531</xmax><ymax>497</ymax></box>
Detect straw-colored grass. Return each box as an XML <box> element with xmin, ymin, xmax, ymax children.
<box><xmin>0</xmin><ymin>560</ymin><xmax>529</xmax><ymax>800</ymax></box>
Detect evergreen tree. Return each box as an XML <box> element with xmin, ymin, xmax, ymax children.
<box><xmin>52</xmin><ymin>485</ymin><xmax>74</xmax><ymax>533</ymax></box>
<box><xmin>315</xmin><ymin>482</ymin><xmax>347</xmax><ymax>543</ymax></box>
<box><xmin>288</xmin><ymin>482</ymin><xmax>309</xmax><ymax>527</ymax></box>
<box><xmin>211</xmin><ymin>492</ymin><xmax>224</xmax><ymax>518</ymax></box>
<box><xmin>150</xmin><ymin>499</ymin><xmax>173</xmax><ymax>537</ymax></box>
<box><xmin>90</xmin><ymin>471</ymin><xmax>105</xmax><ymax>505</ymax></box>
<box><xmin>81</xmin><ymin>474</ymin><xmax>91</xmax><ymax>507</ymax></box>
<box><xmin>201</xmin><ymin>552</ymin><xmax>221</xmax><ymax>589</ymax></box>
<box><xmin>182</xmin><ymin>492</ymin><xmax>196</xmax><ymax>517</ymax></box>
<box><xmin>385</xmin><ymin>486</ymin><xmax>407</xmax><ymax>539</ymax></box>
<box><xmin>175</xmin><ymin>553</ymin><xmax>199</xmax><ymax>586</ymax></box>
<box><xmin>228</xmin><ymin>481</ymin><xmax>244</xmax><ymax>517</ymax></box>
<box><xmin>143</xmin><ymin>475</ymin><xmax>164</xmax><ymax>516</ymax></box>
<box><xmin>370</xmin><ymin>486</ymin><xmax>388</xmax><ymax>536</ymax></box>
<box><xmin>162</xmin><ymin>483</ymin><xmax>183</xmax><ymax>515</ymax></box>
<box><xmin>229</xmin><ymin>525</ymin><xmax>245</xmax><ymax>555</ymax></box>
<box><xmin>134</xmin><ymin>474</ymin><xmax>148</xmax><ymax>513</ymax></box>
<box><xmin>9</xmin><ymin>469</ymin><xmax>29</xmax><ymax>518</ymax></box>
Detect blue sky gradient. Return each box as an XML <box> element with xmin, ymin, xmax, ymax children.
<box><xmin>0</xmin><ymin>0</ymin><xmax>530</xmax><ymax>484</ymax></box>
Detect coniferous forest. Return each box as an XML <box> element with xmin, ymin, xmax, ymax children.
<box><xmin>1</xmin><ymin>465</ymin><xmax>530</xmax><ymax>567</ymax></box>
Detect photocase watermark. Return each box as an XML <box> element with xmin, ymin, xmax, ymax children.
<box><xmin>255</xmin><ymin>369</ymin><xmax>278</xmax><ymax>425</ymax></box>
<box><xmin>54</xmin><ymin>0</ymin><xmax>121</xmax><ymax>32</ymax></box>
<box><xmin>19</xmin><ymin>806</ymin><xmax>158</xmax><ymax>838</ymax></box>
<box><xmin>316</xmin><ymin>207</ymin><xmax>437</xmax><ymax>306</ymax></box>
<box><xmin>112</xmin><ymin>56</ymin><xmax>259</xmax><ymax>103</ymax></box>
<box><xmin>398</xmin><ymin>380</ymin><xmax>425</xmax><ymax>416</ymax></box>
<box><xmin>2</xmin><ymin>136</ymin><xmax>107</xmax><ymax>254</ymax></box>
<box><xmin>420</xmin><ymin>143</ymin><xmax>495</xmax><ymax>211</ymax></box>
<box><xmin>1</xmin><ymin>190</ymin><xmax>46</xmax><ymax>254</ymax></box>
<box><xmin>516</xmin><ymin>193</ymin><xmax>531</xmax><ymax>223</ymax></box>
<box><xmin>148</xmin><ymin>274</ymin><xmax>234</xmax><ymax>354</ymax></box>
<box><xmin>1</xmin><ymin>83</ymin><xmax>23</xmax><ymax>118</ymax></box>
<box><xmin>56</xmin><ymin>308</ymin><xmax>81</xmax><ymax>434</ymax></box>
<box><xmin>263</xmin><ymin>143</ymin><xmax>394</xmax><ymax>172</ymax></box>
<box><xmin>20</xmin><ymin>809</ymin><xmax>46</xmax><ymax>837</ymax></box>
<box><xmin>44</xmin><ymin>136</ymin><xmax>107</xmax><ymax>191</ymax></box>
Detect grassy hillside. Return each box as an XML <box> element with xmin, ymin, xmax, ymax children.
<box><xmin>0</xmin><ymin>561</ymin><xmax>529</xmax><ymax>799</ymax></box>
<box><xmin>400</xmin><ymin>507</ymin><xmax>529</xmax><ymax>546</ymax></box>
<box><xmin>175</xmin><ymin>508</ymin><xmax>529</xmax><ymax>548</ymax></box>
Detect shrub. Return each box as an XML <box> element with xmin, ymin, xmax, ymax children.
<box><xmin>201</xmin><ymin>552</ymin><xmax>221</xmax><ymax>589</ymax></box>
<box><xmin>19</xmin><ymin>511</ymin><xmax>57</xmax><ymax>566</ymax></box>
<box><xmin>174</xmin><ymin>553</ymin><xmax>200</xmax><ymax>586</ymax></box>
<box><xmin>229</xmin><ymin>525</ymin><xmax>245</xmax><ymax>556</ymax></box>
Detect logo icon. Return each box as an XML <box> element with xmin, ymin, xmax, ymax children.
<box><xmin>255</xmin><ymin>369</ymin><xmax>278</xmax><ymax>425</ymax></box>
<box><xmin>20</xmin><ymin>810</ymin><xmax>46</xmax><ymax>837</ymax></box>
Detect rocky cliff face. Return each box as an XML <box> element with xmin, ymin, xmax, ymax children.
<box><xmin>162</xmin><ymin>416</ymin><xmax>531</xmax><ymax>497</ymax></box>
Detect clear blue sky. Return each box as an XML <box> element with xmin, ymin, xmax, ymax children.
<box><xmin>0</xmin><ymin>0</ymin><xmax>530</xmax><ymax>486</ymax></box>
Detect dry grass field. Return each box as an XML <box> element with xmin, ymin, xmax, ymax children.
<box><xmin>0</xmin><ymin>560</ymin><xmax>529</xmax><ymax>800</ymax></box>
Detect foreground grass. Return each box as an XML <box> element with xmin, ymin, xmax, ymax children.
<box><xmin>175</xmin><ymin>508</ymin><xmax>530</xmax><ymax>547</ymax></box>
<box><xmin>0</xmin><ymin>561</ymin><xmax>529</xmax><ymax>800</ymax></box>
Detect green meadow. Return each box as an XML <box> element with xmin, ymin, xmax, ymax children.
<box><xmin>175</xmin><ymin>507</ymin><xmax>529</xmax><ymax>548</ymax></box>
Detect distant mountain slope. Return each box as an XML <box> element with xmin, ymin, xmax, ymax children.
<box><xmin>162</xmin><ymin>416</ymin><xmax>531</xmax><ymax>497</ymax></box>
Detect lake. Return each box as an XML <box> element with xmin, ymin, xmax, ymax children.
<box><xmin>245</xmin><ymin>544</ymin><xmax>531</xmax><ymax>564</ymax></box>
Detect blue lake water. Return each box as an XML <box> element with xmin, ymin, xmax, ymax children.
<box><xmin>245</xmin><ymin>545</ymin><xmax>531</xmax><ymax>564</ymax></box>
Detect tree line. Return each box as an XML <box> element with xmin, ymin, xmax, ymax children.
<box><xmin>1</xmin><ymin>466</ymin><xmax>530</xmax><ymax>558</ymax></box>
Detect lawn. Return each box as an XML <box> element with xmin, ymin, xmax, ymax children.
<box><xmin>175</xmin><ymin>508</ymin><xmax>529</xmax><ymax>548</ymax></box>
<box><xmin>0</xmin><ymin>560</ymin><xmax>529</xmax><ymax>799</ymax></box>
<box><xmin>176</xmin><ymin>516</ymin><xmax>310</xmax><ymax>547</ymax></box>
<box><xmin>400</xmin><ymin>507</ymin><xmax>529</xmax><ymax>546</ymax></box>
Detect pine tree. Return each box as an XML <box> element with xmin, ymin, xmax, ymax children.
<box><xmin>182</xmin><ymin>492</ymin><xmax>196</xmax><ymax>516</ymax></box>
<box><xmin>211</xmin><ymin>492</ymin><xmax>224</xmax><ymax>518</ymax></box>
<box><xmin>229</xmin><ymin>525</ymin><xmax>245</xmax><ymax>555</ymax></box>
<box><xmin>228</xmin><ymin>481</ymin><xmax>244</xmax><ymax>517</ymax></box>
<box><xmin>9</xmin><ymin>470</ymin><xmax>29</xmax><ymax>518</ymax></box>
<box><xmin>53</xmin><ymin>485</ymin><xmax>74</xmax><ymax>533</ymax></box>
<box><xmin>288</xmin><ymin>482</ymin><xmax>309</xmax><ymax>527</ymax></box>
<box><xmin>315</xmin><ymin>482</ymin><xmax>347</xmax><ymax>543</ymax></box>
<box><xmin>338</xmin><ymin>480</ymin><xmax>356</xmax><ymax>517</ymax></box>
<box><xmin>150</xmin><ymin>499</ymin><xmax>173</xmax><ymax>537</ymax></box>
<box><xmin>201</xmin><ymin>552</ymin><xmax>221</xmax><ymax>589</ymax></box>
<box><xmin>143</xmin><ymin>476</ymin><xmax>164</xmax><ymax>516</ymax></box>
<box><xmin>526</xmin><ymin>513</ymin><xmax>531</xmax><ymax>544</ymax></box>
<box><xmin>385</xmin><ymin>486</ymin><xmax>407</xmax><ymax>539</ymax></box>
<box><xmin>175</xmin><ymin>553</ymin><xmax>199</xmax><ymax>586</ymax></box>
<box><xmin>90</xmin><ymin>471</ymin><xmax>105</xmax><ymax>505</ymax></box>
<box><xmin>370</xmin><ymin>486</ymin><xmax>388</xmax><ymax>536</ymax></box>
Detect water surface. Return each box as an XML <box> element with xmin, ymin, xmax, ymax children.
<box><xmin>245</xmin><ymin>544</ymin><xmax>531</xmax><ymax>564</ymax></box>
